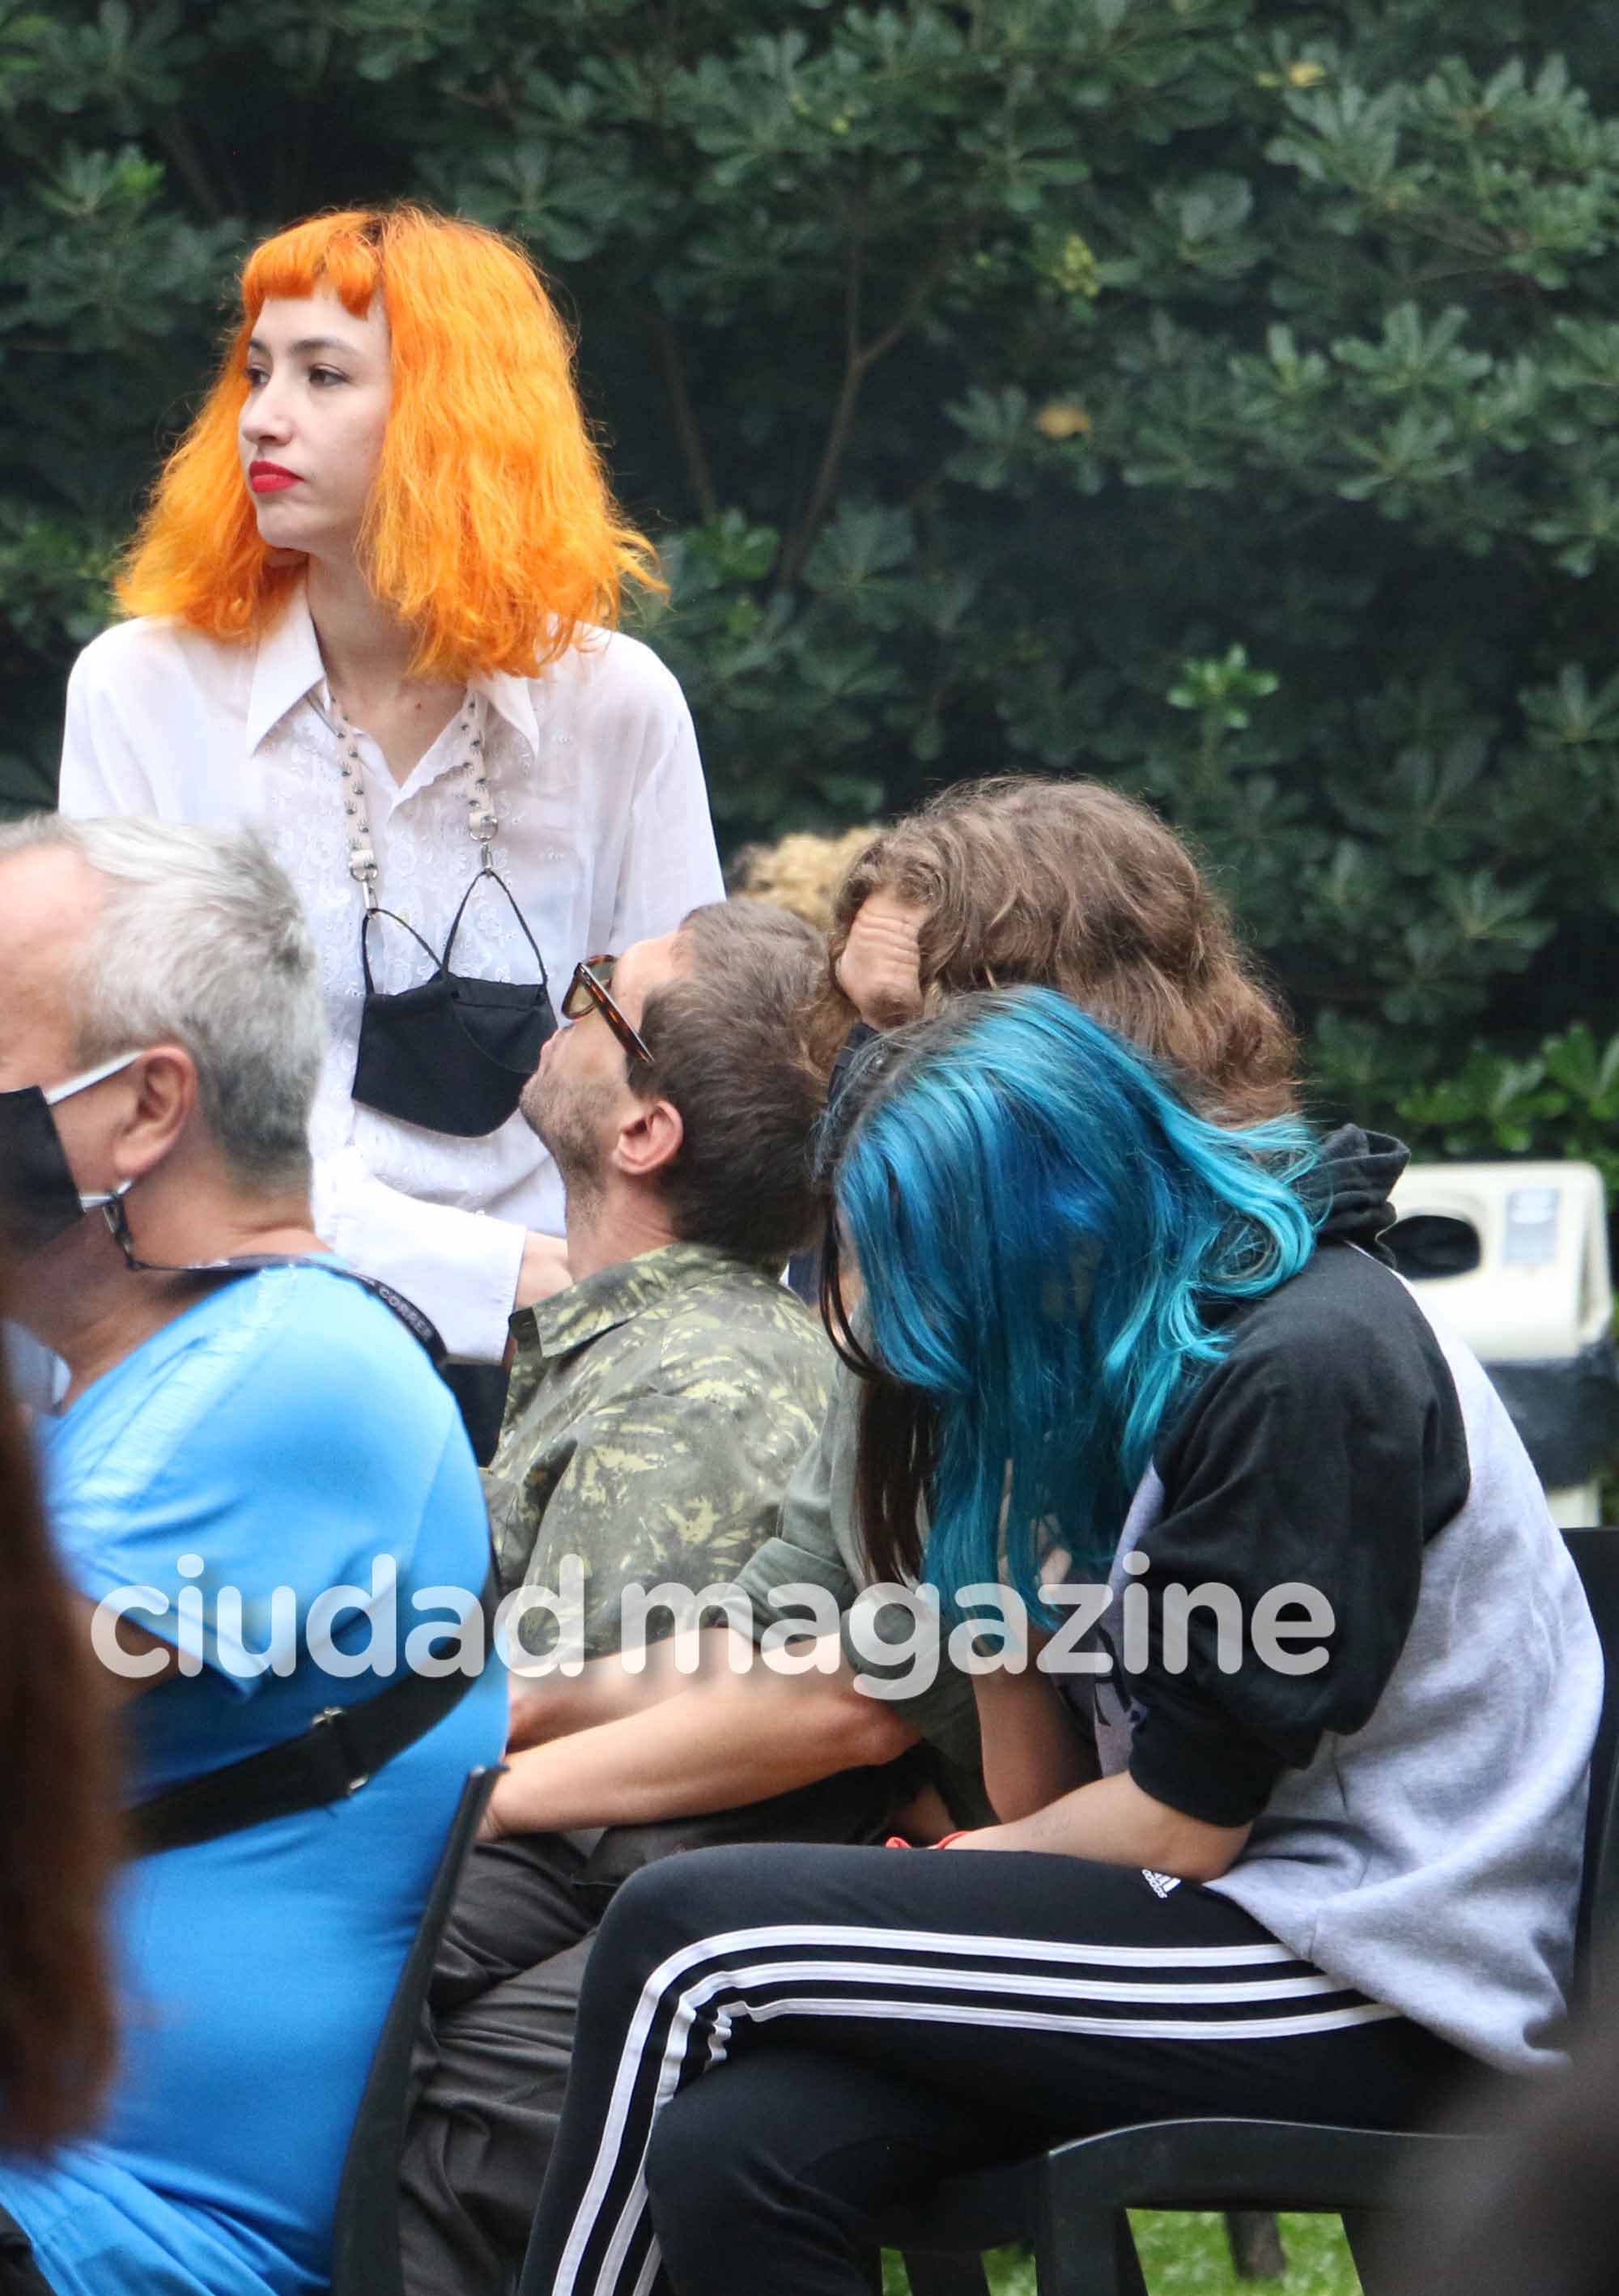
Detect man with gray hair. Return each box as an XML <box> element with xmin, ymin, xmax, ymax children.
<box><xmin>0</xmin><ymin>814</ymin><xmax>504</xmax><ymax>2296</ymax></box>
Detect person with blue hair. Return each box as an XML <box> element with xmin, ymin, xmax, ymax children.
<box><xmin>516</xmin><ymin>986</ymin><xmax>1599</xmax><ymax>2296</ymax></box>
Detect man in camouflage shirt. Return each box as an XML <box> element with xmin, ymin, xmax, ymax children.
<box><xmin>486</xmin><ymin>1239</ymin><xmax>828</xmax><ymax>1664</ymax></box>
<box><xmin>401</xmin><ymin>899</ymin><xmax>845</xmax><ymax>2296</ymax></box>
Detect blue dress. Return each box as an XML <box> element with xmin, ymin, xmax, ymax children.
<box><xmin>0</xmin><ymin>1265</ymin><xmax>507</xmax><ymax>2294</ymax></box>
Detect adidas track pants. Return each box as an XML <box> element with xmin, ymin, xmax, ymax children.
<box><xmin>519</xmin><ymin>1840</ymin><xmax>1468</xmax><ymax>2296</ymax></box>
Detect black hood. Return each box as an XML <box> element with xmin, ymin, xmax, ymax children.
<box><xmin>1309</xmin><ymin>1124</ymin><xmax>1409</xmax><ymax>1261</ymax></box>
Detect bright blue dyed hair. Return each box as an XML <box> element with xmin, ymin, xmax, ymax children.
<box><xmin>830</xmin><ymin>987</ymin><xmax>1322</xmax><ymax>1616</ymax></box>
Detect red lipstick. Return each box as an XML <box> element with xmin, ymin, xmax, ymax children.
<box><xmin>249</xmin><ymin>461</ymin><xmax>301</xmax><ymax>493</ymax></box>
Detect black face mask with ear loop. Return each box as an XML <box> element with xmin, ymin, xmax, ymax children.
<box><xmin>0</xmin><ymin>1053</ymin><xmax>139</xmax><ymax>1260</ymax></box>
<box><xmin>0</xmin><ymin>1053</ymin><xmax>448</xmax><ymax>1369</ymax></box>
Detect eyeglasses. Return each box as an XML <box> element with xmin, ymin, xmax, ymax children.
<box><xmin>562</xmin><ymin>955</ymin><xmax>652</xmax><ymax>1068</ymax></box>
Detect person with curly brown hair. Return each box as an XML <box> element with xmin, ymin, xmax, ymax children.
<box><xmin>521</xmin><ymin>987</ymin><xmax>1590</xmax><ymax>2296</ymax></box>
<box><xmin>818</xmin><ymin>774</ymin><xmax>1296</xmax><ymax>1120</ymax></box>
<box><xmin>726</xmin><ymin>827</ymin><xmax>879</xmax><ymax>930</ymax></box>
<box><xmin>498</xmin><ymin>774</ymin><xmax>1307</xmax><ymax>1839</ymax></box>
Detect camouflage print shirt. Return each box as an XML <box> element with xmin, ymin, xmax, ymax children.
<box><xmin>486</xmin><ymin>1241</ymin><xmax>832</xmax><ymax>1661</ymax></box>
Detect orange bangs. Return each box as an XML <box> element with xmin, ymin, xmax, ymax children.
<box><xmin>116</xmin><ymin>204</ymin><xmax>663</xmax><ymax>678</ymax></box>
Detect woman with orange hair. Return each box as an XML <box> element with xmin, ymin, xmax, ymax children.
<box><xmin>58</xmin><ymin>206</ymin><xmax>721</xmax><ymax>1389</ymax></box>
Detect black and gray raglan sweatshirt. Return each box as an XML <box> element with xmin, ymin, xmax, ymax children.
<box><xmin>1086</xmin><ymin>1128</ymin><xmax>1602</xmax><ymax>2073</ymax></box>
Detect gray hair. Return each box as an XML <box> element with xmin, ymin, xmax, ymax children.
<box><xmin>0</xmin><ymin>814</ymin><xmax>325</xmax><ymax>1192</ymax></box>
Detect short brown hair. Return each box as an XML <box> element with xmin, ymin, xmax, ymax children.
<box><xmin>822</xmin><ymin>776</ymin><xmax>1297</xmax><ymax>1125</ymax></box>
<box><xmin>634</xmin><ymin>901</ymin><xmax>827</xmax><ymax>1264</ymax></box>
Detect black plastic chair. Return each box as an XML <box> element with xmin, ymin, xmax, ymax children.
<box><xmin>886</xmin><ymin>1526</ymin><xmax>1619</xmax><ymax>2296</ymax></box>
<box><xmin>328</xmin><ymin>1765</ymin><xmax>501</xmax><ymax>2296</ymax></box>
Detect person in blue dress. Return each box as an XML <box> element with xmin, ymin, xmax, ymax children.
<box><xmin>0</xmin><ymin>812</ymin><xmax>505</xmax><ymax>2296</ymax></box>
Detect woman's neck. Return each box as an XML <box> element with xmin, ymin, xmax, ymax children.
<box><xmin>305</xmin><ymin>555</ymin><xmax>465</xmax><ymax>782</ymax></box>
<box><xmin>305</xmin><ymin>555</ymin><xmax>422</xmax><ymax>708</ymax></box>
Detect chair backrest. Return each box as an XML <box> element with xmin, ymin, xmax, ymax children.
<box><xmin>1562</xmin><ymin>1529</ymin><xmax>1619</xmax><ymax>1991</ymax></box>
<box><xmin>327</xmin><ymin>1765</ymin><xmax>501</xmax><ymax>2296</ymax></box>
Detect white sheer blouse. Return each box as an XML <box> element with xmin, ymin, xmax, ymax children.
<box><xmin>59</xmin><ymin>589</ymin><xmax>724</xmax><ymax>1362</ymax></box>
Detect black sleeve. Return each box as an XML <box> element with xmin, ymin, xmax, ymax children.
<box><xmin>1124</xmin><ymin>1255</ymin><xmax>1471</xmax><ymax>1827</ymax></box>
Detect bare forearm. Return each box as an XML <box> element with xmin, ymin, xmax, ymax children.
<box><xmin>489</xmin><ymin>1664</ymin><xmax>918</xmax><ymax>1837</ymax></box>
<box><xmin>958</xmin><ymin>1770</ymin><xmax>1250</xmax><ymax>1884</ymax></box>
<box><xmin>507</xmin><ymin>1623</ymin><xmax>750</xmax><ymax>1749</ymax></box>
<box><xmin>506</xmin><ymin>1630</ymin><xmax>734</xmax><ymax>1750</ymax></box>
<box><xmin>972</xmin><ymin>1664</ymin><xmax>1098</xmax><ymax>1821</ymax></box>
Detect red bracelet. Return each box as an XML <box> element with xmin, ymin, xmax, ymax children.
<box><xmin>884</xmin><ymin>1830</ymin><xmax>971</xmax><ymax>1850</ymax></box>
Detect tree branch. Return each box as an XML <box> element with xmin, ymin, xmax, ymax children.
<box><xmin>774</xmin><ymin>219</ymin><xmax>962</xmax><ymax>593</ymax></box>
<box><xmin>648</xmin><ymin>311</ymin><xmax>720</xmax><ymax>522</ymax></box>
<box><xmin>776</xmin><ymin>359</ymin><xmax>865</xmax><ymax>595</ymax></box>
<box><xmin>155</xmin><ymin>113</ymin><xmax>236</xmax><ymax>224</ymax></box>
<box><xmin>859</xmin><ymin>244</ymin><xmax>953</xmax><ymax>371</ymax></box>
<box><xmin>772</xmin><ymin>209</ymin><xmax>865</xmax><ymax>593</ymax></box>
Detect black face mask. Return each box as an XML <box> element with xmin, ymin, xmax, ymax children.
<box><xmin>0</xmin><ymin>1053</ymin><xmax>138</xmax><ymax>1260</ymax></box>
<box><xmin>351</xmin><ymin>868</ymin><xmax>557</xmax><ymax>1138</ymax></box>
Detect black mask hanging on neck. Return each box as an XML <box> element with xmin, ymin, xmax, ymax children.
<box><xmin>351</xmin><ymin>867</ymin><xmax>556</xmax><ymax>1137</ymax></box>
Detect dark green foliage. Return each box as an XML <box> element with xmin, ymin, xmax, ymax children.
<box><xmin>4</xmin><ymin>1</ymin><xmax>1617</xmax><ymax>1130</ymax></box>
<box><xmin>1395</xmin><ymin>1023</ymin><xmax>1619</xmax><ymax>1194</ymax></box>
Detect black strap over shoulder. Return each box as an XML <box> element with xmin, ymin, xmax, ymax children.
<box><xmin>125</xmin><ymin>1252</ymin><xmax>480</xmax><ymax>1857</ymax></box>
<box><xmin>164</xmin><ymin>1251</ymin><xmax>450</xmax><ymax>1371</ymax></box>
<box><xmin>130</xmin><ymin>1563</ymin><xmax>499</xmax><ymax>1857</ymax></box>
<box><xmin>102</xmin><ymin>1227</ymin><xmax>452</xmax><ymax>1371</ymax></box>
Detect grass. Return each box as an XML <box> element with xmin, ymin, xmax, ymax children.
<box><xmin>884</xmin><ymin>2213</ymin><xmax>1362</xmax><ymax>2295</ymax></box>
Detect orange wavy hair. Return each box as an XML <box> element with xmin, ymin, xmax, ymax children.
<box><xmin>117</xmin><ymin>205</ymin><xmax>662</xmax><ymax>678</ymax></box>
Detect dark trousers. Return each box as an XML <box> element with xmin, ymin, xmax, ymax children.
<box><xmin>0</xmin><ymin>2209</ymin><xmax>53</xmax><ymax>2296</ymax></box>
<box><xmin>401</xmin><ymin>1766</ymin><xmax>916</xmax><ymax>2296</ymax></box>
<box><xmin>401</xmin><ymin>1831</ymin><xmax>598</xmax><ymax>2296</ymax></box>
<box><xmin>520</xmin><ymin>1842</ymin><xmax>1472</xmax><ymax>2296</ymax></box>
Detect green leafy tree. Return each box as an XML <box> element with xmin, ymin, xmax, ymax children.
<box><xmin>1395</xmin><ymin>1023</ymin><xmax>1619</xmax><ymax>1194</ymax></box>
<box><xmin>4</xmin><ymin>0</ymin><xmax>1619</xmax><ymax>1133</ymax></box>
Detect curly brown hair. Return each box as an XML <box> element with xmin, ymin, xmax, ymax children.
<box><xmin>818</xmin><ymin>776</ymin><xmax>1297</xmax><ymax>1125</ymax></box>
<box><xmin>727</xmin><ymin>827</ymin><xmax>881</xmax><ymax>931</ymax></box>
<box><xmin>0</xmin><ymin>1324</ymin><xmax>118</xmax><ymax>2150</ymax></box>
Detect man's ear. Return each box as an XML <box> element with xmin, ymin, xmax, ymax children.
<box><xmin>611</xmin><ymin>1093</ymin><xmax>684</xmax><ymax>1181</ymax></box>
<box><xmin>115</xmin><ymin>1044</ymin><xmax>198</xmax><ymax>1181</ymax></box>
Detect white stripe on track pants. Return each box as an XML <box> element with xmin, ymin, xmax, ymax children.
<box><xmin>517</xmin><ymin>1842</ymin><xmax>1467</xmax><ymax>2296</ymax></box>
